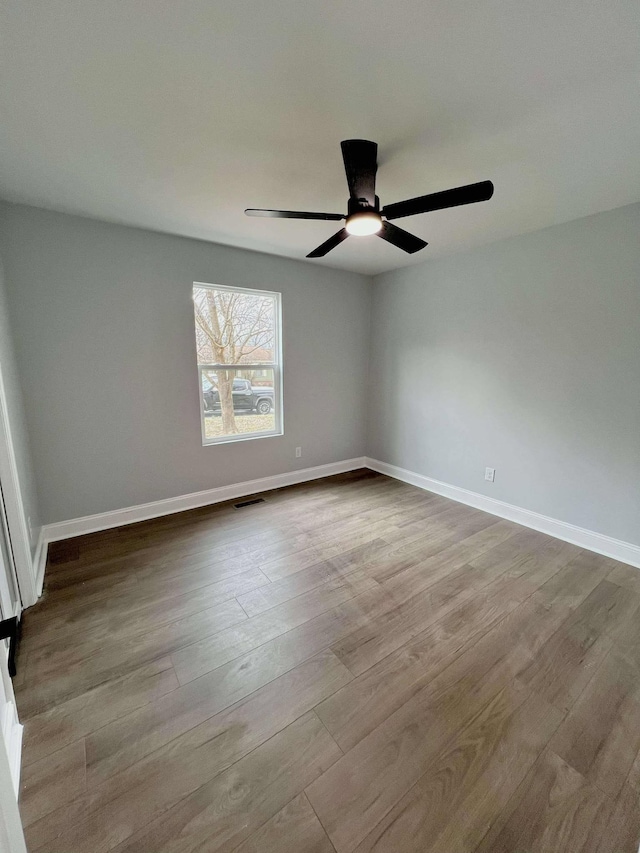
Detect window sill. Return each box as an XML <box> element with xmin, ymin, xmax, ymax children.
<box><xmin>202</xmin><ymin>429</ymin><xmax>284</xmax><ymax>447</ymax></box>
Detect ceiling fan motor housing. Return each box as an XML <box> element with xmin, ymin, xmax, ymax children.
<box><xmin>348</xmin><ymin>196</ymin><xmax>381</xmax><ymax>216</ymax></box>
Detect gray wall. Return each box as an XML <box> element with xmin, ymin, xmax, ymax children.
<box><xmin>368</xmin><ymin>203</ymin><xmax>640</xmax><ymax>546</ymax></box>
<box><xmin>0</xmin><ymin>256</ymin><xmax>41</xmax><ymax>554</ymax></box>
<box><xmin>0</xmin><ymin>203</ymin><xmax>371</xmax><ymax>524</ymax></box>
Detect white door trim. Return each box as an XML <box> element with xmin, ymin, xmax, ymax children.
<box><xmin>0</xmin><ymin>640</ymin><xmax>25</xmax><ymax>852</ymax></box>
<box><xmin>0</xmin><ymin>363</ymin><xmax>36</xmax><ymax>607</ymax></box>
<box><xmin>0</xmin><ymin>738</ymin><xmax>26</xmax><ymax>853</ymax></box>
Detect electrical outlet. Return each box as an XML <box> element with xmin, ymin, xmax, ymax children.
<box><xmin>295</xmin><ymin>447</ymin><xmax>302</xmax><ymax>458</ymax></box>
<box><xmin>485</xmin><ymin>467</ymin><xmax>495</xmax><ymax>482</ymax></box>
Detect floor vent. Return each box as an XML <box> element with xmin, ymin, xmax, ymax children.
<box><xmin>233</xmin><ymin>497</ymin><xmax>265</xmax><ymax>509</ymax></box>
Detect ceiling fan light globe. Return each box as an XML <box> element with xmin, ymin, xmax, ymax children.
<box><xmin>345</xmin><ymin>212</ymin><xmax>383</xmax><ymax>236</ymax></box>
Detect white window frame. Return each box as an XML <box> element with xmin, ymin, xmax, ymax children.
<box><xmin>194</xmin><ymin>282</ymin><xmax>284</xmax><ymax>446</ymax></box>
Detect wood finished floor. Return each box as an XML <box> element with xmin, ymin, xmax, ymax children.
<box><xmin>14</xmin><ymin>470</ymin><xmax>640</xmax><ymax>852</ymax></box>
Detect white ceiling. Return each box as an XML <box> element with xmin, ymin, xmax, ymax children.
<box><xmin>1</xmin><ymin>0</ymin><xmax>639</xmax><ymax>275</ymax></box>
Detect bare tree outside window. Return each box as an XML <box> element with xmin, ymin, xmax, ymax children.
<box><xmin>193</xmin><ymin>283</ymin><xmax>282</xmax><ymax>443</ymax></box>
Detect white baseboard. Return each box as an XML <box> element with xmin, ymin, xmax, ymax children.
<box><xmin>40</xmin><ymin>457</ymin><xmax>367</xmax><ymax>544</ymax></box>
<box><xmin>1</xmin><ymin>700</ymin><xmax>22</xmax><ymax>796</ymax></box>
<box><xmin>365</xmin><ymin>457</ymin><xmax>640</xmax><ymax>570</ymax></box>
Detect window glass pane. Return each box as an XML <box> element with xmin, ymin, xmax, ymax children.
<box><xmin>194</xmin><ymin>286</ymin><xmax>276</xmax><ymax>365</ymax></box>
<box><xmin>201</xmin><ymin>367</ymin><xmax>277</xmax><ymax>441</ymax></box>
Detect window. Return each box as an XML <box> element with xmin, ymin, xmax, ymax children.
<box><xmin>193</xmin><ymin>282</ymin><xmax>283</xmax><ymax>444</ymax></box>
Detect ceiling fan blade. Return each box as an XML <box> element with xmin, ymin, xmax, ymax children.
<box><xmin>340</xmin><ymin>140</ymin><xmax>378</xmax><ymax>207</ymax></box>
<box><xmin>306</xmin><ymin>228</ymin><xmax>349</xmax><ymax>258</ymax></box>
<box><xmin>378</xmin><ymin>221</ymin><xmax>428</xmax><ymax>254</ymax></box>
<box><xmin>382</xmin><ymin>180</ymin><xmax>494</xmax><ymax>221</ymax></box>
<box><xmin>245</xmin><ymin>208</ymin><xmax>343</xmax><ymax>221</ymax></box>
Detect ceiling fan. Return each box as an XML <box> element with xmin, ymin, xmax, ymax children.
<box><xmin>245</xmin><ymin>139</ymin><xmax>494</xmax><ymax>258</ymax></box>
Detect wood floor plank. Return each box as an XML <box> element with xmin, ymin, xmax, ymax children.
<box><xmin>607</xmin><ymin>562</ymin><xmax>640</xmax><ymax>596</ymax></box>
<box><xmin>30</xmin><ymin>566</ymin><xmax>270</xmax><ymax>652</ymax></box>
<box><xmin>262</xmin><ymin>532</ymin><xmax>406</xmax><ymax>583</ymax></box>
<box><xmin>253</xmin><ymin>513</ymin><xmax>401</xmax><ymax>571</ymax></box>
<box><xmin>401</xmin><ymin>566</ymin><xmax>614</xmax><ymax>725</ymax></box>
<box><xmin>625</xmin><ymin>743</ymin><xmax>640</xmax><ymax>792</ymax></box>
<box><xmin>348</xmin><ymin>502</ymin><xmax>498</xmax><ymax>576</ymax></box>
<box><xmin>474</xmin><ymin>750</ymin><xmax>613</xmax><ymax>853</ymax></box>
<box><xmin>467</xmin><ymin>524</ymin><xmax>576</xmax><ymax>570</ymax></box>
<box><xmin>516</xmin><ymin>580</ymin><xmax>640</xmax><ymax>714</ymax></box>
<box><xmin>48</xmin><ymin>651</ymin><xmax>351</xmax><ymax>853</ymax></box>
<box><xmin>109</xmin><ymin>714</ymin><xmax>340</xmax><ymax>853</ymax></box>
<box><xmin>549</xmin><ymin>647</ymin><xmax>640</xmax><ymax>798</ymax></box>
<box><xmin>170</xmin><ymin>574</ymin><xmax>385</xmax><ymax>685</ymax></box>
<box><xmin>328</xmin><ymin>523</ymin><xmax>580</xmax><ymax>680</ymax></box>
<box><xmin>595</xmin><ymin>783</ymin><xmax>640</xmax><ymax>853</ymax></box>
<box><xmin>353</xmin><ymin>691</ymin><xmax>562</xmax><ymax>853</ymax></box>
<box><xmin>331</xmin><ymin>563</ymin><xmax>499</xmax><ymax>676</ymax></box>
<box><xmin>85</xmin><ymin>607</ymin><xmax>370</xmax><ymax>787</ymax></box>
<box><xmin>237</xmin><ymin>567</ymin><xmax>377</xmax><ymax>618</ymax></box>
<box><xmin>329</xmin><ymin>582</ymin><xmax>455</xmax><ymax>677</ymax></box>
<box><xmin>19</xmin><ymin>739</ymin><xmax>86</xmax><ymax>828</ymax></box>
<box><xmin>230</xmin><ymin>793</ymin><xmax>336</xmax><ymax>853</ymax></box>
<box><xmin>43</xmin><ymin>550</ymin><xmax>237</xmax><ymax>608</ymax></box>
<box><xmin>356</xmin><ymin>512</ymin><xmax>510</xmax><ymax>587</ymax></box>
<box><xmin>43</xmin><ymin>534</ymin><xmax>275</xmax><ymax>592</ymax></box>
<box><xmin>24</xmin><ymin>794</ymin><xmax>89</xmax><ymax>853</ymax></box>
<box><xmin>308</xmin><ymin>568</ymin><xmax>597</xmax><ymax>851</ymax></box>
<box><xmin>609</xmin><ymin>593</ymin><xmax>640</xmax><ymax>663</ymax></box>
<box><xmin>331</xmin><ymin>534</ymin><xmax>539</xmax><ymax>677</ymax></box>
<box><xmin>379</xmin><ymin>518</ymin><xmax>520</xmax><ymax>592</ymax></box>
<box><xmin>22</xmin><ymin>657</ymin><xmax>179</xmax><ymax>767</ymax></box>
<box><xmin>44</xmin><ymin>521</ymin><xmax>296</xmax><ymax>584</ymax></box>
<box><xmin>530</xmin><ymin>549</ymin><xmax>616</xmax><ymax>611</ymax></box>
<box><xmin>17</xmin><ymin>597</ymin><xmax>247</xmax><ymax>717</ymax></box>
<box><xmin>315</xmin><ymin>574</ymin><xmax>527</xmax><ymax>752</ymax></box>
<box><xmin>306</xmin><ymin>595</ymin><xmax>569</xmax><ymax>853</ymax></box>
<box><xmin>171</xmin><ymin>585</ymin><xmax>392</xmax><ymax>687</ymax></box>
